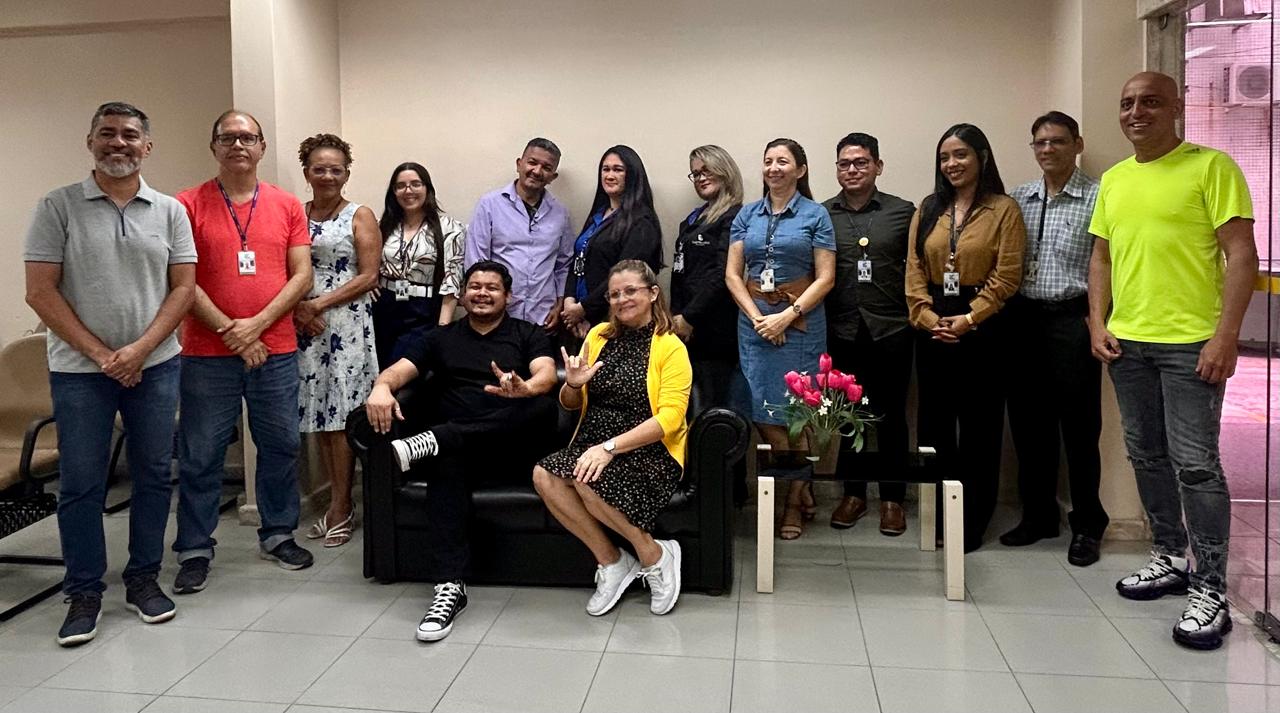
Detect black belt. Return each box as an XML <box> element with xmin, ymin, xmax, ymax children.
<box><xmin>1011</xmin><ymin>293</ymin><xmax>1088</xmax><ymax>316</ymax></box>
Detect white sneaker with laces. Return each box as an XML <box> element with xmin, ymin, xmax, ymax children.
<box><xmin>391</xmin><ymin>431</ymin><xmax>438</xmax><ymax>472</ymax></box>
<box><xmin>640</xmin><ymin>539</ymin><xmax>682</xmax><ymax>615</ymax></box>
<box><xmin>586</xmin><ymin>551</ymin><xmax>640</xmax><ymax>616</ymax></box>
<box><xmin>1115</xmin><ymin>552</ymin><xmax>1189</xmax><ymax>601</ymax></box>
<box><xmin>1173</xmin><ymin>587</ymin><xmax>1232</xmax><ymax>650</ymax></box>
<box><xmin>416</xmin><ymin>581</ymin><xmax>467</xmax><ymax>642</ymax></box>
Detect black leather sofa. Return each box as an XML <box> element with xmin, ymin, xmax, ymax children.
<box><xmin>346</xmin><ymin>379</ymin><xmax>749</xmax><ymax>595</ymax></box>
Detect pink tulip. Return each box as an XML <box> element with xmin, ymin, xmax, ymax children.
<box><xmin>802</xmin><ymin>390</ymin><xmax>822</xmax><ymax>407</ymax></box>
<box><xmin>816</xmin><ymin>373</ymin><xmax>828</xmax><ymax>389</ymax></box>
<box><xmin>845</xmin><ymin>383</ymin><xmax>863</xmax><ymax>403</ymax></box>
<box><xmin>784</xmin><ymin>371</ymin><xmax>806</xmax><ymax>397</ymax></box>
<box><xmin>827</xmin><ymin>373</ymin><xmax>847</xmax><ymax>391</ymax></box>
<box><xmin>818</xmin><ymin>353</ymin><xmax>832</xmax><ymax>374</ymax></box>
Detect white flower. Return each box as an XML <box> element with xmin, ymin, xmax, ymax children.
<box><xmin>861</xmin><ymin>397</ymin><xmax>870</xmax><ymax>405</ymax></box>
<box><xmin>787</xmin><ymin>395</ymin><xmax>798</xmax><ymax>405</ymax></box>
<box><xmin>821</xmin><ymin>397</ymin><xmax>832</xmax><ymax>408</ymax></box>
<box><xmin>766</xmin><ymin>409</ymin><xmax>775</xmax><ymax>418</ymax></box>
<box><xmin>818</xmin><ymin>406</ymin><xmax>829</xmax><ymax>416</ymax></box>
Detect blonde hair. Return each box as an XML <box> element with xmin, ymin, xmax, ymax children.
<box><xmin>689</xmin><ymin>145</ymin><xmax>744</xmax><ymax>224</ymax></box>
<box><xmin>601</xmin><ymin>259</ymin><xmax>675</xmax><ymax>338</ymax></box>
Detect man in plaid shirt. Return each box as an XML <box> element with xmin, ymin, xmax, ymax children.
<box><xmin>1001</xmin><ymin>111</ymin><xmax>1108</xmax><ymax>567</ymax></box>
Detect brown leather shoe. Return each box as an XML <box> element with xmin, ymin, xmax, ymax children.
<box><xmin>830</xmin><ymin>496</ymin><xmax>867</xmax><ymax>529</ymax></box>
<box><xmin>879</xmin><ymin>502</ymin><xmax>907</xmax><ymax>536</ymax></box>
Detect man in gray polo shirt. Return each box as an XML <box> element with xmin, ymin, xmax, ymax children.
<box><xmin>24</xmin><ymin>102</ymin><xmax>197</xmax><ymax>647</ymax></box>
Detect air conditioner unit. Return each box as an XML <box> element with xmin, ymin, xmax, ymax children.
<box><xmin>1229</xmin><ymin>62</ymin><xmax>1273</xmax><ymax>105</ymax></box>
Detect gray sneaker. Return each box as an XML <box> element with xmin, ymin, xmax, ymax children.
<box><xmin>586</xmin><ymin>550</ymin><xmax>640</xmax><ymax>616</ymax></box>
<box><xmin>57</xmin><ymin>592</ymin><xmax>102</xmax><ymax>647</ymax></box>
<box><xmin>639</xmin><ymin>540</ymin><xmax>682</xmax><ymax>615</ymax></box>
<box><xmin>259</xmin><ymin>540</ymin><xmax>314</xmax><ymax>570</ymax></box>
<box><xmin>125</xmin><ymin>575</ymin><xmax>176</xmax><ymax>624</ymax></box>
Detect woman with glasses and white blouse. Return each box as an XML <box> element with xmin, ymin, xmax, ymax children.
<box><xmin>372</xmin><ymin>162</ymin><xmax>466</xmax><ymax>370</ymax></box>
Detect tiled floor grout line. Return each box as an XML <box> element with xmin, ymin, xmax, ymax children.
<box><xmin>427</xmin><ymin>585</ymin><xmax>520</xmax><ymax>713</ymax></box>
<box><xmin>850</xmin><ymin>566</ymin><xmax>886</xmax><ymax>713</ymax></box>
<box><xmin>968</xmin><ymin>581</ymin><xmax>1037</xmax><ymax>712</ymax></box>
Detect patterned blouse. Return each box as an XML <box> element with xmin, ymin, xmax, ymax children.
<box><xmin>380</xmin><ymin>212</ymin><xmax>467</xmax><ymax>296</ymax></box>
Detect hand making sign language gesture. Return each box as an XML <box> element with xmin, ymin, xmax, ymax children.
<box><xmin>484</xmin><ymin>361</ymin><xmax>536</xmax><ymax>398</ymax></box>
<box><xmin>561</xmin><ymin>346</ymin><xmax>604</xmax><ymax>389</ymax></box>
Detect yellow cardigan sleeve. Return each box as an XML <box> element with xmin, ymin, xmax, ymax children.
<box><xmin>650</xmin><ymin>332</ymin><xmax>692</xmax><ymax>437</ymax></box>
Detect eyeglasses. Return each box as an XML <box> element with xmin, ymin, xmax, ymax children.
<box><xmin>1030</xmin><ymin>138</ymin><xmax>1072</xmax><ymax>150</ymax></box>
<box><xmin>307</xmin><ymin>166</ymin><xmax>347</xmax><ymax>177</ymax></box>
<box><xmin>687</xmin><ymin>170</ymin><xmax>717</xmax><ymax>182</ymax></box>
<box><xmin>836</xmin><ymin>159</ymin><xmax>874</xmax><ymax>172</ymax></box>
<box><xmin>606</xmin><ymin>285</ymin><xmax>654</xmax><ymax>302</ymax></box>
<box><xmin>394</xmin><ymin>180</ymin><xmax>426</xmax><ymax>192</ymax></box>
<box><xmin>214</xmin><ymin>133</ymin><xmax>263</xmax><ymax>147</ymax></box>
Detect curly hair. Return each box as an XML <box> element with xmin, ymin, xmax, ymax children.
<box><xmin>298</xmin><ymin>133</ymin><xmax>353</xmax><ymax>167</ymax></box>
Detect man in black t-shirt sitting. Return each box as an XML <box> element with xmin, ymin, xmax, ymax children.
<box><xmin>364</xmin><ymin>260</ymin><xmax>558</xmax><ymax>642</ymax></box>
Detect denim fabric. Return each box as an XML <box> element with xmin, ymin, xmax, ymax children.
<box><xmin>50</xmin><ymin>357</ymin><xmax>180</xmax><ymax>595</ymax></box>
<box><xmin>175</xmin><ymin>353</ymin><xmax>301</xmax><ymax>560</ymax></box>
<box><xmin>1109</xmin><ymin>339</ymin><xmax>1229</xmax><ymax>593</ymax></box>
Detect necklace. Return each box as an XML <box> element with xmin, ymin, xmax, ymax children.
<box><xmin>308</xmin><ymin>198</ymin><xmax>344</xmax><ymax>223</ymax></box>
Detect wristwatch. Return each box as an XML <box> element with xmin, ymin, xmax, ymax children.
<box><xmin>792</xmin><ymin>303</ymin><xmax>803</xmax><ymax>316</ymax></box>
<box><xmin>603</xmin><ymin>439</ymin><xmax>617</xmax><ymax>454</ymax></box>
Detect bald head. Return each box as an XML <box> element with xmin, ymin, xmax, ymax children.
<box><xmin>1119</xmin><ymin>72</ymin><xmax>1183</xmax><ymax>160</ymax></box>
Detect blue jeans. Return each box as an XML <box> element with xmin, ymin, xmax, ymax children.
<box><xmin>1109</xmin><ymin>339</ymin><xmax>1229</xmax><ymax>593</ymax></box>
<box><xmin>174</xmin><ymin>353</ymin><xmax>301</xmax><ymax>561</ymax></box>
<box><xmin>50</xmin><ymin>357</ymin><xmax>180</xmax><ymax>595</ymax></box>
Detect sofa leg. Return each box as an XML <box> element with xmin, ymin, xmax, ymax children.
<box><xmin>756</xmin><ymin>475</ymin><xmax>774</xmax><ymax>593</ymax></box>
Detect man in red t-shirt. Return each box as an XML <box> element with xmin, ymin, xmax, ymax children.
<box><xmin>172</xmin><ymin>110</ymin><xmax>315</xmax><ymax>593</ymax></box>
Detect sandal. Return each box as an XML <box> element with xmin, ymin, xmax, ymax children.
<box><xmin>323</xmin><ymin>512</ymin><xmax>355</xmax><ymax>548</ymax></box>
<box><xmin>780</xmin><ymin>503</ymin><xmax>804</xmax><ymax>540</ymax></box>
<box><xmin>799</xmin><ymin>482</ymin><xmax>817</xmax><ymax>521</ymax></box>
<box><xmin>305</xmin><ymin>514</ymin><xmax>329</xmax><ymax>540</ymax></box>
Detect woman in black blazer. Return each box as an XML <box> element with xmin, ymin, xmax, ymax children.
<box><xmin>561</xmin><ymin>145</ymin><xmax>663</xmax><ymax>337</ymax></box>
<box><xmin>670</xmin><ymin>144</ymin><xmax>745</xmax><ymax>411</ymax></box>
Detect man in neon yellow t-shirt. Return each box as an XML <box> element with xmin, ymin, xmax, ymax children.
<box><xmin>1087</xmin><ymin>71</ymin><xmax>1256</xmax><ymax>651</ymax></box>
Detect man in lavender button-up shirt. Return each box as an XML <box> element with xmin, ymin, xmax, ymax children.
<box><xmin>465</xmin><ymin>138</ymin><xmax>575</xmax><ymax>331</ymax></box>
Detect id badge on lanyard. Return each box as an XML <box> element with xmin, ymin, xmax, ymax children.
<box><xmin>237</xmin><ymin>250</ymin><xmax>257</xmax><ymax>276</ymax></box>
<box><xmin>942</xmin><ymin>270</ymin><xmax>961</xmax><ymax>296</ymax></box>
<box><xmin>943</xmin><ymin>205</ymin><xmax>964</xmax><ymax>296</ymax></box>
<box><xmin>673</xmin><ymin>243</ymin><xmax>686</xmax><ymax>274</ymax></box>
<box><xmin>760</xmin><ymin>213</ymin><xmax>781</xmax><ymax>293</ymax></box>
<box><xmin>394</xmin><ymin>279</ymin><xmax>410</xmax><ymax>302</ymax></box>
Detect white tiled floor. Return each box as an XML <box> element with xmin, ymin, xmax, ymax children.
<box><xmin>3</xmin><ymin>498</ymin><xmax>1280</xmax><ymax>712</ymax></box>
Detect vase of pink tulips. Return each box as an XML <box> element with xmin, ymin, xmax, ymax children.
<box><xmin>765</xmin><ymin>352</ymin><xmax>874</xmax><ymax>475</ymax></box>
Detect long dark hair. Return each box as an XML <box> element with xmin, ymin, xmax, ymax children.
<box><xmin>915</xmin><ymin>124</ymin><xmax>1005</xmax><ymax>258</ymax></box>
<box><xmin>761</xmin><ymin>138</ymin><xmax>813</xmax><ymax>201</ymax></box>
<box><xmin>582</xmin><ymin>145</ymin><xmax>658</xmax><ymax>241</ymax></box>
<box><xmin>379</xmin><ymin>162</ymin><xmax>446</xmax><ymax>288</ymax></box>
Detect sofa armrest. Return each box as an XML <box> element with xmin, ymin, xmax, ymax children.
<box><xmin>686</xmin><ymin>407</ymin><xmax>749</xmax><ymax>593</ymax></box>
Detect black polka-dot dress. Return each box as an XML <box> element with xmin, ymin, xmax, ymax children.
<box><xmin>539</xmin><ymin>322</ymin><xmax>683</xmax><ymax>531</ymax></box>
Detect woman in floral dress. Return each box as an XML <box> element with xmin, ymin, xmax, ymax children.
<box><xmin>294</xmin><ymin>133</ymin><xmax>380</xmax><ymax>547</ymax></box>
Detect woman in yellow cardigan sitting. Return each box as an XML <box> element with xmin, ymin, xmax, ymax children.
<box><xmin>533</xmin><ymin>259</ymin><xmax>691</xmax><ymax>617</ymax></box>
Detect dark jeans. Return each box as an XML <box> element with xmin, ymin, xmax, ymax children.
<box><xmin>829</xmin><ymin>327</ymin><xmax>912</xmax><ymax>503</ymax></box>
<box><xmin>916</xmin><ymin>319</ymin><xmax>1006</xmax><ymax>549</ymax></box>
<box><xmin>174</xmin><ymin>353</ymin><xmax>301</xmax><ymax>561</ymax></box>
<box><xmin>51</xmin><ymin>357</ymin><xmax>180</xmax><ymax>595</ymax></box>
<box><xmin>1004</xmin><ymin>295</ymin><xmax>1108</xmax><ymax>538</ymax></box>
<box><xmin>1110</xmin><ymin>339</ymin><xmax>1229</xmax><ymax>593</ymax></box>
<box><xmin>372</xmin><ymin>290</ymin><xmax>441</xmax><ymax>371</ymax></box>
<box><xmin>417</xmin><ymin>396</ymin><xmax>559</xmax><ymax>581</ymax></box>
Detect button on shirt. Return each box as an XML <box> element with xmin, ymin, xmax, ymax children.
<box><xmin>1009</xmin><ymin>168</ymin><xmax>1099</xmax><ymax>302</ymax></box>
<box><xmin>822</xmin><ymin>189</ymin><xmax>915</xmax><ymax>341</ymax></box>
<box><xmin>465</xmin><ymin>183</ymin><xmax>575</xmax><ymax>324</ymax></box>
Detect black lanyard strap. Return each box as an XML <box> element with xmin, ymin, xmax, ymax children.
<box><xmin>764</xmin><ymin>212</ymin><xmax>782</xmax><ymax>268</ymax></box>
<box><xmin>217</xmin><ymin>179</ymin><xmax>260</xmax><ymax>251</ymax></box>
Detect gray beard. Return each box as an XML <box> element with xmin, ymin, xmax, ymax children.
<box><xmin>96</xmin><ymin>157</ymin><xmax>140</xmax><ymax>178</ymax></box>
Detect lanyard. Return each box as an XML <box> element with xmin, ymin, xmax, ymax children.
<box><xmin>845</xmin><ymin>213</ymin><xmax>875</xmax><ymax>259</ymax></box>
<box><xmin>217</xmin><ymin>179</ymin><xmax>259</xmax><ymax>251</ymax></box>
<box><xmin>763</xmin><ymin>212</ymin><xmax>782</xmax><ymax>269</ymax></box>
<box><xmin>395</xmin><ymin>221</ymin><xmax>425</xmax><ymax>279</ymax></box>
<box><xmin>1033</xmin><ymin>190</ymin><xmax>1048</xmax><ymax>261</ymax></box>
<box><xmin>947</xmin><ymin>202</ymin><xmax>973</xmax><ymax>266</ymax></box>
<box><xmin>676</xmin><ymin>204</ymin><xmax>708</xmax><ymax>258</ymax></box>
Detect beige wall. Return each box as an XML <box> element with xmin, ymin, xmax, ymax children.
<box><xmin>0</xmin><ymin>9</ymin><xmax>233</xmax><ymax>345</ymax></box>
<box><xmin>338</xmin><ymin>0</ymin><xmax>1054</xmax><ymax>239</ymax></box>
